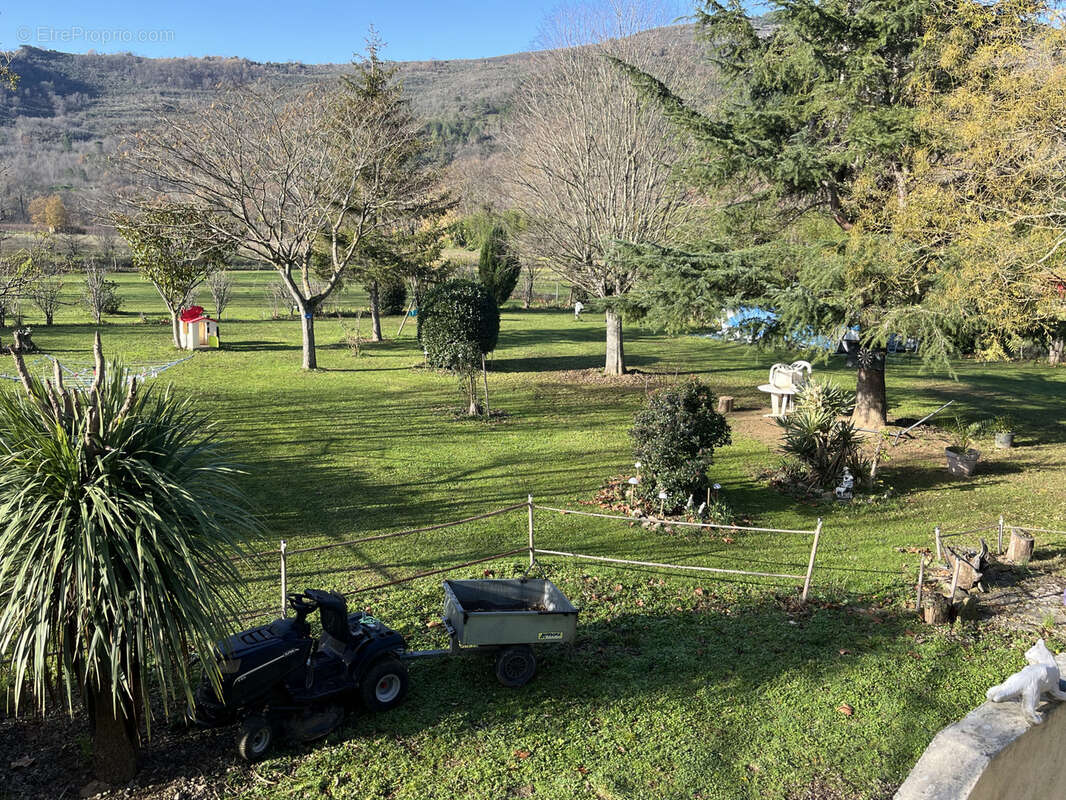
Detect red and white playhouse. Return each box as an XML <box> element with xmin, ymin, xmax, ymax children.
<box><xmin>178</xmin><ymin>306</ymin><xmax>220</xmax><ymax>350</ymax></box>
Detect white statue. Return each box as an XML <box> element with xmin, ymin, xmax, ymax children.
<box><xmin>986</xmin><ymin>639</ymin><xmax>1066</xmax><ymax>725</ymax></box>
<box><xmin>835</xmin><ymin>467</ymin><xmax>854</xmax><ymax>501</ymax></box>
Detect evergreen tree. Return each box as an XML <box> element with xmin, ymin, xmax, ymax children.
<box><xmin>616</xmin><ymin>0</ymin><xmax>959</xmax><ymax>427</ymax></box>
<box><xmin>339</xmin><ymin>32</ymin><xmax>453</xmax><ymax>341</ymax></box>
<box><xmin>477</xmin><ymin>224</ymin><xmax>521</xmax><ymax>306</ymax></box>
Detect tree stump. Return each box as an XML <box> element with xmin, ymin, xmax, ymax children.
<box><xmin>922</xmin><ymin>593</ymin><xmax>951</xmax><ymax>625</ymax></box>
<box><xmin>1006</xmin><ymin>530</ymin><xmax>1035</xmax><ymax>564</ymax></box>
<box><xmin>717</xmin><ymin>396</ymin><xmax>734</xmax><ymax>414</ymax></box>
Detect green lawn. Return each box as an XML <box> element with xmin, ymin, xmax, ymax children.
<box><xmin>7</xmin><ymin>269</ymin><xmax>1066</xmax><ymax>799</ymax></box>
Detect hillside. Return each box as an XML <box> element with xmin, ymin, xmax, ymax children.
<box><xmin>0</xmin><ymin>25</ymin><xmax>704</xmax><ymax>223</ymax></box>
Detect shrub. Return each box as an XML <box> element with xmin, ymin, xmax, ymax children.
<box><xmin>478</xmin><ymin>224</ymin><xmax>521</xmax><ymax>306</ymax></box>
<box><xmin>379</xmin><ymin>281</ymin><xmax>407</xmax><ymax>316</ymax></box>
<box><xmin>418</xmin><ymin>279</ymin><xmax>500</xmax><ymax>369</ymax></box>
<box><xmin>777</xmin><ymin>379</ymin><xmax>870</xmax><ymax>493</ymax></box>
<box><xmin>630</xmin><ymin>380</ymin><xmax>731</xmax><ymax>507</ymax></box>
<box><xmin>418</xmin><ymin>279</ymin><xmax>500</xmax><ymax>415</ymax></box>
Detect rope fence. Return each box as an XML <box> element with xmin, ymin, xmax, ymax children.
<box><xmin>230</xmin><ymin>496</ymin><xmax>828</xmax><ymax>622</ymax></box>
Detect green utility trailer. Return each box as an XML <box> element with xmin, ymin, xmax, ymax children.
<box><xmin>403</xmin><ymin>578</ymin><xmax>579</xmax><ymax>687</ymax></box>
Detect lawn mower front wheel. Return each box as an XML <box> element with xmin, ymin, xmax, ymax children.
<box><xmin>236</xmin><ymin>715</ymin><xmax>274</xmax><ymax>762</ymax></box>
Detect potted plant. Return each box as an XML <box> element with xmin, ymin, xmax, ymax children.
<box><xmin>990</xmin><ymin>415</ymin><xmax>1016</xmax><ymax>449</ymax></box>
<box><xmin>945</xmin><ymin>416</ymin><xmax>981</xmax><ymax>477</ymax></box>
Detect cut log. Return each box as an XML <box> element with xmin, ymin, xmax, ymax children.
<box><xmin>1006</xmin><ymin>529</ymin><xmax>1035</xmax><ymax>564</ymax></box>
<box><xmin>923</xmin><ymin>593</ymin><xmax>952</xmax><ymax>625</ymax></box>
<box><xmin>943</xmin><ymin>540</ymin><xmax>988</xmax><ymax>591</ymax></box>
<box><xmin>717</xmin><ymin>396</ymin><xmax>735</xmax><ymax>414</ymax></box>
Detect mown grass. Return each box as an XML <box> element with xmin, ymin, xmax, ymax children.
<box><xmin>7</xmin><ymin>269</ymin><xmax>1066</xmax><ymax>799</ymax></box>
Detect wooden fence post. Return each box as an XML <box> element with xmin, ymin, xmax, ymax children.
<box><xmin>801</xmin><ymin>518</ymin><xmax>823</xmax><ymax>602</ymax></box>
<box><xmin>934</xmin><ymin>526</ymin><xmax>942</xmax><ymax>562</ymax></box>
<box><xmin>997</xmin><ymin>515</ymin><xmax>1005</xmax><ymax>555</ymax></box>
<box><xmin>916</xmin><ymin>557</ymin><xmax>925</xmax><ymax>612</ymax></box>
<box><xmin>528</xmin><ymin>494</ymin><xmax>535</xmax><ymax>569</ymax></box>
<box><xmin>279</xmin><ymin>539</ymin><xmax>288</xmax><ymax>618</ymax></box>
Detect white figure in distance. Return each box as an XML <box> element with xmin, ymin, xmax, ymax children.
<box><xmin>574</xmin><ymin>301</ymin><xmax>584</xmax><ymax>319</ymax></box>
<box><xmin>986</xmin><ymin>639</ymin><xmax>1066</xmax><ymax>725</ymax></box>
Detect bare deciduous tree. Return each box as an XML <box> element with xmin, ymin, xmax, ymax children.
<box><xmin>119</xmin><ymin>64</ymin><xmax>432</xmax><ymax>369</ymax></box>
<box><xmin>207</xmin><ymin>269</ymin><xmax>233</xmax><ymax>319</ymax></box>
<box><xmin>506</xmin><ymin>1</ymin><xmax>693</xmax><ymax>374</ymax></box>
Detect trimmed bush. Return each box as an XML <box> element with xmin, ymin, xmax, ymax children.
<box><xmin>630</xmin><ymin>380</ymin><xmax>731</xmax><ymax>505</ymax></box>
<box><xmin>418</xmin><ymin>279</ymin><xmax>500</xmax><ymax>415</ymax></box>
<box><xmin>379</xmin><ymin>281</ymin><xmax>407</xmax><ymax>316</ymax></box>
<box><xmin>418</xmin><ymin>279</ymin><xmax>500</xmax><ymax>368</ymax></box>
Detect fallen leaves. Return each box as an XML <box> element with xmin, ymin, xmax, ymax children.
<box><xmin>514</xmin><ymin>749</ymin><xmax>531</xmax><ymax>760</ymax></box>
<box><xmin>837</xmin><ymin>703</ymin><xmax>854</xmax><ymax>717</ymax></box>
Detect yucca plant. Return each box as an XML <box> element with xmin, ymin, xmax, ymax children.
<box><xmin>0</xmin><ymin>332</ymin><xmax>256</xmax><ymax>782</ymax></box>
<box><xmin>778</xmin><ymin>379</ymin><xmax>870</xmax><ymax>493</ymax></box>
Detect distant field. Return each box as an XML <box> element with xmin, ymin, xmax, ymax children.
<box><xmin>2</xmin><ymin>269</ymin><xmax>1064</xmax><ymax>799</ymax></box>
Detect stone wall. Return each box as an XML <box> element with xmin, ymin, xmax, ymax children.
<box><xmin>895</xmin><ymin>654</ymin><xmax>1066</xmax><ymax>800</ymax></box>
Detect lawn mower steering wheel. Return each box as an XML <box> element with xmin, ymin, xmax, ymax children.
<box><xmin>287</xmin><ymin>592</ymin><xmax>317</xmax><ymax>613</ymax></box>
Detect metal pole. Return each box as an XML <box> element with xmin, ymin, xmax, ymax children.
<box><xmin>527</xmin><ymin>494</ymin><xmax>535</xmax><ymax>569</ymax></box>
<box><xmin>279</xmin><ymin>539</ymin><xmax>288</xmax><ymax>618</ymax></box>
<box><xmin>934</xmin><ymin>526</ymin><xmax>942</xmax><ymax>562</ymax></box>
<box><xmin>916</xmin><ymin>557</ymin><xmax>925</xmax><ymax>612</ymax></box>
<box><xmin>801</xmin><ymin>518</ymin><xmax>823</xmax><ymax>602</ymax></box>
<box><xmin>997</xmin><ymin>515</ymin><xmax>1004</xmax><ymax>555</ymax></box>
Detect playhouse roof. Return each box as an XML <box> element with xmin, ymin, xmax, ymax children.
<box><xmin>179</xmin><ymin>306</ymin><xmax>214</xmax><ymax>324</ymax></box>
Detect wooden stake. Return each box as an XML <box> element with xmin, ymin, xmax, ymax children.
<box><xmin>801</xmin><ymin>518</ymin><xmax>823</xmax><ymax>602</ymax></box>
<box><xmin>916</xmin><ymin>557</ymin><xmax>925</xmax><ymax>612</ymax></box>
<box><xmin>527</xmin><ymin>495</ymin><xmax>535</xmax><ymax>569</ymax></box>
<box><xmin>948</xmin><ymin>557</ymin><xmax>962</xmax><ymax>601</ymax></box>
<box><xmin>482</xmin><ymin>354</ymin><xmax>490</xmax><ymax>418</ymax></box>
<box><xmin>934</xmin><ymin>526</ymin><xmax>942</xmax><ymax>562</ymax></box>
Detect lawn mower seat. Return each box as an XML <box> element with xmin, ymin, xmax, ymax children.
<box><xmin>306</xmin><ymin>590</ymin><xmax>356</xmax><ymax>646</ymax></box>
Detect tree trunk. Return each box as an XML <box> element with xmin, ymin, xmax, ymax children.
<box><xmin>299</xmin><ymin>304</ymin><xmax>318</xmax><ymax>370</ymax></box>
<box><xmin>467</xmin><ymin>373</ymin><xmax>479</xmax><ymax>416</ymax></box>
<box><xmin>1050</xmin><ymin>336</ymin><xmax>1064</xmax><ymax>366</ymax></box>
<box><xmin>852</xmin><ymin>366</ymin><xmax>887</xmax><ymax>429</ymax></box>
<box><xmin>604</xmin><ymin>307</ymin><xmax>625</xmax><ymax>375</ymax></box>
<box><xmin>368</xmin><ymin>281</ymin><xmax>383</xmax><ymax>342</ymax></box>
<box><xmin>45</xmin><ymin>311</ymin><xmax>53</xmax><ymax>326</ymax></box>
<box><xmin>170</xmin><ymin>310</ymin><xmax>181</xmax><ymax>349</ymax></box>
<box><xmin>89</xmin><ymin>686</ymin><xmax>138</xmax><ymax>784</ymax></box>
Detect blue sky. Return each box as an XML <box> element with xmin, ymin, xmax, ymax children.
<box><xmin>3</xmin><ymin>1</ymin><xmax>698</xmax><ymax>63</ymax></box>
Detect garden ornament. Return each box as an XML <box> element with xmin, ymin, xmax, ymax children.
<box><xmin>834</xmin><ymin>468</ymin><xmax>854</xmax><ymax>501</ymax></box>
<box><xmin>986</xmin><ymin>639</ymin><xmax>1066</xmax><ymax>725</ymax></box>
<box><xmin>574</xmin><ymin>301</ymin><xmax>584</xmax><ymax>319</ymax></box>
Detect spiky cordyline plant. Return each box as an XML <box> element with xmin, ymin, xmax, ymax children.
<box><xmin>0</xmin><ymin>332</ymin><xmax>256</xmax><ymax>781</ymax></box>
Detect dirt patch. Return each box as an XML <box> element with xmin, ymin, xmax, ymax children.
<box><xmin>0</xmin><ymin>709</ymin><xmax>240</xmax><ymax>799</ymax></box>
<box><xmin>545</xmin><ymin>368</ymin><xmax>675</xmax><ymax>388</ymax></box>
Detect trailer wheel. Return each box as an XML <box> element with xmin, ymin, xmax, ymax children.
<box><xmin>360</xmin><ymin>656</ymin><xmax>409</xmax><ymax>712</ymax></box>
<box><xmin>495</xmin><ymin>645</ymin><xmax>536</xmax><ymax>687</ymax></box>
<box><xmin>236</xmin><ymin>715</ymin><xmax>274</xmax><ymax>762</ymax></box>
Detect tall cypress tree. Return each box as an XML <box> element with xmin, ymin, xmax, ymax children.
<box><xmin>478</xmin><ymin>224</ymin><xmax>521</xmax><ymax>307</ymax></box>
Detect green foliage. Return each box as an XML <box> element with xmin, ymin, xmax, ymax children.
<box><xmin>777</xmin><ymin>380</ymin><xmax>870</xmax><ymax>492</ymax></box>
<box><xmin>477</xmin><ymin>224</ymin><xmax>521</xmax><ymax>306</ymax></box>
<box><xmin>418</xmin><ymin>279</ymin><xmax>500</xmax><ymax>371</ymax></box>
<box><xmin>114</xmin><ymin>206</ymin><xmax>232</xmax><ymax>313</ymax></box>
<box><xmin>378</xmin><ymin>280</ymin><xmax>407</xmax><ymax>316</ymax></box>
<box><xmin>0</xmin><ymin>345</ymin><xmax>256</xmax><ymax>728</ymax></box>
<box><xmin>630</xmin><ymin>380</ymin><xmax>732</xmax><ymax>504</ymax></box>
<box><xmin>946</xmin><ymin>414</ymin><xmax>982</xmax><ymax>452</ymax></box>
